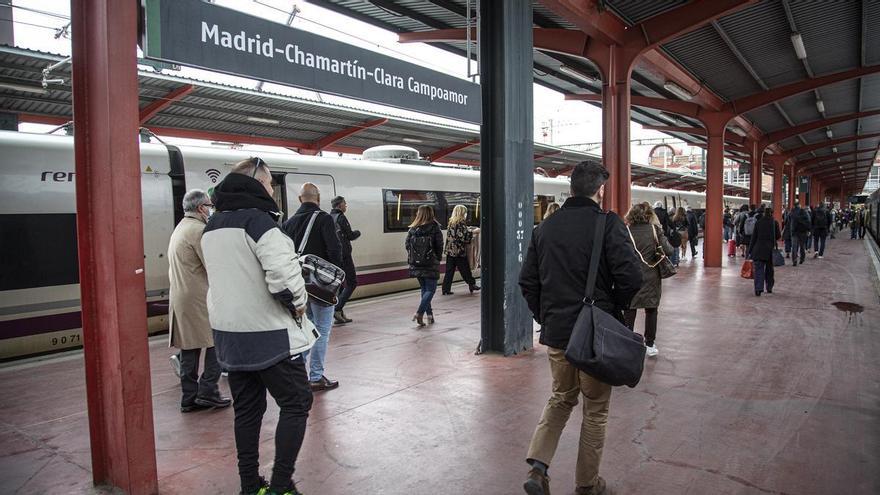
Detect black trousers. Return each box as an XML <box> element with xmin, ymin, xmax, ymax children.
<box><xmin>793</xmin><ymin>233</ymin><xmax>807</xmax><ymax>264</ymax></box>
<box><xmin>753</xmin><ymin>260</ymin><xmax>774</xmax><ymax>293</ymax></box>
<box><xmin>180</xmin><ymin>347</ymin><xmax>221</xmax><ymax>406</ymax></box>
<box><xmin>228</xmin><ymin>356</ymin><xmax>313</xmax><ymax>494</ymax></box>
<box><xmin>623</xmin><ymin>308</ymin><xmax>658</xmax><ymax>347</ymax></box>
<box><xmin>689</xmin><ymin>236</ymin><xmax>699</xmax><ymax>256</ymax></box>
<box><xmin>442</xmin><ymin>255</ymin><xmax>476</xmax><ymax>293</ymax></box>
<box><xmin>335</xmin><ymin>255</ymin><xmax>358</xmax><ymax>312</ymax></box>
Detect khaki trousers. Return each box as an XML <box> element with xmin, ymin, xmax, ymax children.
<box><xmin>527</xmin><ymin>347</ymin><xmax>612</xmax><ymax>487</ymax></box>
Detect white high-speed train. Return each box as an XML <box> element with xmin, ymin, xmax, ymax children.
<box><xmin>0</xmin><ymin>131</ymin><xmax>749</xmax><ymax>360</ymax></box>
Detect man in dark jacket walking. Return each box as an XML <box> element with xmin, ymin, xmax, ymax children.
<box><xmin>330</xmin><ymin>196</ymin><xmax>361</xmax><ymax>324</ymax></box>
<box><xmin>748</xmin><ymin>207</ymin><xmax>781</xmax><ymax>296</ymax></box>
<box><xmin>686</xmin><ymin>206</ymin><xmax>700</xmax><ymax>258</ymax></box>
<box><xmin>811</xmin><ymin>203</ymin><xmax>831</xmax><ymax>258</ymax></box>
<box><xmin>653</xmin><ymin>201</ymin><xmax>671</xmax><ymax>236</ymax></box>
<box><xmin>790</xmin><ymin>201</ymin><xmax>810</xmax><ymax>266</ymax></box>
<box><xmin>519</xmin><ymin>161</ymin><xmax>643</xmax><ymax>495</ymax></box>
<box><xmin>282</xmin><ymin>183</ymin><xmax>343</xmax><ymax>392</ymax></box>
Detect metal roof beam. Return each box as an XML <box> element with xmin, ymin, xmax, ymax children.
<box><xmin>629</xmin><ymin>0</ymin><xmax>757</xmax><ymax>51</ymax></box>
<box><xmin>365</xmin><ymin>0</ymin><xmax>449</xmax><ymax>31</ymax></box>
<box><xmin>812</xmin><ymin>162</ymin><xmax>875</xmax><ymax>180</ymax></box>
<box><xmin>726</xmin><ymin>66</ymin><xmax>880</xmax><ymax>115</ymax></box>
<box><xmin>795</xmin><ymin>148</ymin><xmax>878</xmax><ymax>168</ymax></box>
<box><xmin>137</xmin><ymin>84</ymin><xmax>193</xmax><ymax>125</ymax></box>
<box><xmin>427</xmin><ymin>139</ymin><xmax>479</xmax><ymax>162</ymax></box>
<box><xmin>760</xmin><ymin>109</ymin><xmax>880</xmax><ymax>148</ymax></box>
<box><xmin>786</xmin><ymin>132</ymin><xmax>880</xmax><ymax>159</ymax></box>
<box><xmin>300</xmin><ymin>118</ymin><xmax>387</xmax><ymax>155</ymax></box>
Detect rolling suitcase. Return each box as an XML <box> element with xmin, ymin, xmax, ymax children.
<box><xmin>727</xmin><ymin>239</ymin><xmax>736</xmax><ymax>257</ymax></box>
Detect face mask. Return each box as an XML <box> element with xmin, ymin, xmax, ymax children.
<box><xmin>204</xmin><ymin>206</ymin><xmax>215</xmax><ymax>219</ymax></box>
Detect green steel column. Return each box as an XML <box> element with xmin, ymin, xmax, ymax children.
<box><xmin>479</xmin><ymin>0</ymin><xmax>534</xmax><ymax>355</ymax></box>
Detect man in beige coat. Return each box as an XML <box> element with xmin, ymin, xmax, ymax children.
<box><xmin>168</xmin><ymin>189</ymin><xmax>231</xmax><ymax>412</ymax></box>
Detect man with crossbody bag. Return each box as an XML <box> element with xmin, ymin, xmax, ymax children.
<box><xmin>282</xmin><ymin>183</ymin><xmax>344</xmax><ymax>392</ymax></box>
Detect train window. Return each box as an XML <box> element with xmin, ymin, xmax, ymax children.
<box><xmin>0</xmin><ymin>214</ymin><xmax>79</xmax><ymax>291</ymax></box>
<box><xmin>383</xmin><ymin>190</ymin><xmax>442</xmax><ymax>232</ymax></box>
<box><xmin>443</xmin><ymin>192</ymin><xmax>481</xmax><ymax>227</ymax></box>
<box><xmin>534</xmin><ymin>195</ymin><xmax>556</xmax><ymax>224</ymax></box>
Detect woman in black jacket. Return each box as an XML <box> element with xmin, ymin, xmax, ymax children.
<box><xmin>624</xmin><ymin>203</ymin><xmax>674</xmax><ymax>357</ymax></box>
<box><xmin>405</xmin><ymin>205</ymin><xmax>444</xmax><ymax>326</ymax></box>
<box><xmin>748</xmin><ymin>207</ymin><xmax>781</xmax><ymax>296</ymax></box>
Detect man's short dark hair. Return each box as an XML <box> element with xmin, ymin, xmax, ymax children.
<box><xmin>569</xmin><ymin>160</ymin><xmax>609</xmax><ymax>198</ymax></box>
<box><xmin>331</xmin><ymin>196</ymin><xmax>345</xmax><ymax>208</ymax></box>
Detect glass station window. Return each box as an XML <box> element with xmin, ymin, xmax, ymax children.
<box><xmin>383</xmin><ymin>190</ymin><xmax>441</xmax><ymax>232</ymax></box>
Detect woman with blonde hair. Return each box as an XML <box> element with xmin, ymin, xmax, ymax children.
<box><xmin>542</xmin><ymin>202</ymin><xmax>560</xmax><ymax>220</ymax></box>
<box><xmin>625</xmin><ymin>202</ymin><xmax>674</xmax><ymax>357</ymax></box>
<box><xmin>405</xmin><ymin>205</ymin><xmax>444</xmax><ymax>326</ymax></box>
<box><xmin>441</xmin><ymin>205</ymin><xmax>481</xmax><ymax>295</ymax></box>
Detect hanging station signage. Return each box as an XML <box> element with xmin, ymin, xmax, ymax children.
<box><xmin>142</xmin><ymin>0</ymin><xmax>482</xmax><ymax>124</ymax></box>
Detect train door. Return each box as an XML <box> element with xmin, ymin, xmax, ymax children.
<box><xmin>284</xmin><ymin>173</ymin><xmax>337</xmax><ymax>218</ymax></box>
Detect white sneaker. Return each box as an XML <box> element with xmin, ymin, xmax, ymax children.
<box><xmin>169</xmin><ymin>353</ymin><xmax>182</xmax><ymax>378</ymax></box>
<box><xmin>817</xmin><ymin>255</ymin><xmax>823</xmax><ymax>259</ymax></box>
<box><xmin>646</xmin><ymin>345</ymin><xmax>659</xmax><ymax>357</ymax></box>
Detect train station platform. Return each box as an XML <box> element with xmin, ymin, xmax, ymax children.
<box><xmin>1</xmin><ymin>236</ymin><xmax>879</xmax><ymax>495</ymax></box>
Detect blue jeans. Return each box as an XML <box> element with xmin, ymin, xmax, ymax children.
<box><xmin>723</xmin><ymin>225</ymin><xmax>732</xmax><ymax>242</ymax></box>
<box><xmin>303</xmin><ymin>301</ymin><xmax>335</xmax><ymax>382</ymax></box>
<box><xmin>814</xmin><ymin>233</ymin><xmax>827</xmax><ymax>256</ymax></box>
<box><xmin>753</xmin><ymin>260</ymin><xmax>774</xmax><ymax>293</ymax></box>
<box><xmin>417</xmin><ymin>277</ymin><xmax>437</xmax><ymax>315</ymax></box>
<box><xmin>670</xmin><ymin>247</ymin><xmax>680</xmax><ymax>266</ymax></box>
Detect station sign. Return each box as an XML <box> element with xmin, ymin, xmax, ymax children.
<box><xmin>142</xmin><ymin>0</ymin><xmax>482</xmax><ymax>124</ymax></box>
<box><xmin>798</xmin><ymin>176</ymin><xmax>809</xmax><ymax>193</ymax></box>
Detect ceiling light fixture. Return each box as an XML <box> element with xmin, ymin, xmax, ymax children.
<box><xmin>0</xmin><ymin>81</ymin><xmax>47</xmax><ymax>94</ymax></box>
<box><xmin>815</xmin><ymin>99</ymin><xmax>825</xmax><ymax>113</ymax></box>
<box><xmin>826</xmin><ymin>129</ymin><xmax>833</xmax><ymax>139</ymax></box>
<box><xmin>246</xmin><ymin>116</ymin><xmax>280</xmax><ymax>125</ymax></box>
<box><xmin>551</xmin><ymin>160</ymin><xmax>565</xmax><ymax>164</ymax></box>
<box><xmin>402</xmin><ymin>137</ymin><xmax>423</xmax><ymax>143</ymax></box>
<box><xmin>663</xmin><ymin>81</ymin><xmax>695</xmax><ymax>100</ymax></box>
<box><xmin>832</xmin><ymin>147</ymin><xmax>838</xmax><ymax>153</ymax></box>
<box><xmin>791</xmin><ymin>32</ymin><xmax>807</xmax><ymax>60</ymax></box>
<box><xmin>559</xmin><ymin>66</ymin><xmax>599</xmax><ymax>84</ymax></box>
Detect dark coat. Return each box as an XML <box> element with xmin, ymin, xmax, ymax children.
<box><xmin>748</xmin><ymin>214</ymin><xmax>781</xmax><ymax>261</ymax></box>
<box><xmin>405</xmin><ymin>221</ymin><xmax>443</xmax><ymax>279</ymax></box>
<box><xmin>811</xmin><ymin>206</ymin><xmax>831</xmax><ymax>235</ymax></box>
<box><xmin>282</xmin><ymin>202</ymin><xmax>343</xmax><ymax>267</ymax></box>
<box><xmin>790</xmin><ymin>206</ymin><xmax>811</xmax><ymax>235</ymax></box>
<box><xmin>330</xmin><ymin>208</ymin><xmax>361</xmax><ymax>259</ymax></box>
<box><xmin>519</xmin><ymin>196</ymin><xmax>644</xmax><ymax>350</ymax></box>
<box><xmin>654</xmin><ymin>206</ymin><xmax>671</xmax><ymax>235</ymax></box>
<box><xmin>627</xmin><ymin>223</ymin><xmax>674</xmax><ymax>309</ymax></box>
<box><xmin>686</xmin><ymin>210</ymin><xmax>699</xmax><ymax>238</ymax></box>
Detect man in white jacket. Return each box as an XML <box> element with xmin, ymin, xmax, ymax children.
<box><xmin>202</xmin><ymin>157</ymin><xmax>316</xmax><ymax>495</ymax></box>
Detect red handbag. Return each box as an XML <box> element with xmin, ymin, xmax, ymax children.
<box><xmin>740</xmin><ymin>259</ymin><xmax>754</xmax><ymax>279</ymax></box>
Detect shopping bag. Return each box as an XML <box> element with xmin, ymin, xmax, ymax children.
<box><xmin>772</xmin><ymin>249</ymin><xmax>785</xmax><ymax>267</ymax></box>
<box><xmin>740</xmin><ymin>259</ymin><xmax>754</xmax><ymax>279</ymax></box>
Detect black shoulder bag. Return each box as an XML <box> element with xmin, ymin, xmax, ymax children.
<box><xmin>564</xmin><ymin>213</ymin><xmax>646</xmax><ymax>388</ymax></box>
<box><xmin>297</xmin><ymin>212</ymin><xmax>346</xmax><ymax>306</ymax></box>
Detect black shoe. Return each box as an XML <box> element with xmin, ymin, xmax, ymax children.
<box><xmin>194</xmin><ymin>394</ymin><xmax>232</xmax><ymax>409</ymax></box>
<box><xmin>333</xmin><ymin>311</ymin><xmax>346</xmax><ymax>324</ymax></box>
<box><xmin>755</xmin><ymin>290</ymin><xmax>762</xmax><ymax>297</ymax></box>
<box><xmin>469</xmin><ymin>285</ymin><xmax>481</xmax><ymax>293</ymax></box>
<box><xmin>441</xmin><ymin>290</ymin><xmax>454</xmax><ymax>295</ymax></box>
<box><xmin>767</xmin><ymin>288</ymin><xmax>773</xmax><ymax>294</ymax></box>
<box><xmin>309</xmin><ymin>375</ymin><xmax>339</xmax><ymax>392</ymax></box>
<box><xmin>340</xmin><ymin>310</ymin><xmax>353</xmax><ymax>323</ymax></box>
<box><xmin>180</xmin><ymin>402</ymin><xmax>212</xmax><ymax>413</ymax></box>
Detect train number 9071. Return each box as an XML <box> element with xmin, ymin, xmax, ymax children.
<box><xmin>51</xmin><ymin>333</ymin><xmax>82</xmax><ymax>346</ymax></box>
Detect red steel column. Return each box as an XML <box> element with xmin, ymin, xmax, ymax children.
<box><xmin>772</xmin><ymin>162</ymin><xmax>783</xmax><ymax>222</ymax></box>
<box><xmin>788</xmin><ymin>165</ymin><xmax>797</xmax><ymax>208</ymax></box>
<box><xmin>703</xmin><ymin>119</ymin><xmax>727</xmax><ymax>267</ymax></box>
<box><xmin>71</xmin><ymin>0</ymin><xmax>158</xmax><ymax>493</ymax></box>
<box><xmin>749</xmin><ymin>140</ymin><xmax>762</xmax><ymax>205</ymax></box>
<box><xmin>600</xmin><ymin>44</ymin><xmax>618</xmax><ymax>211</ymax></box>
<box><xmin>612</xmin><ymin>47</ymin><xmax>634</xmax><ymax>214</ymax></box>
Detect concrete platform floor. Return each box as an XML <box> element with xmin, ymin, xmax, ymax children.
<box><xmin>1</xmin><ymin>236</ymin><xmax>879</xmax><ymax>495</ymax></box>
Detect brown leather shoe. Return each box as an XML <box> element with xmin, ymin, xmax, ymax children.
<box><xmin>575</xmin><ymin>476</ymin><xmax>606</xmax><ymax>495</ymax></box>
<box><xmin>523</xmin><ymin>467</ymin><xmax>550</xmax><ymax>495</ymax></box>
<box><xmin>309</xmin><ymin>375</ymin><xmax>339</xmax><ymax>392</ymax></box>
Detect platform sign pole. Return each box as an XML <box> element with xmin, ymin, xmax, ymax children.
<box><xmin>479</xmin><ymin>0</ymin><xmax>534</xmax><ymax>355</ymax></box>
<box><xmin>71</xmin><ymin>0</ymin><xmax>158</xmax><ymax>493</ymax></box>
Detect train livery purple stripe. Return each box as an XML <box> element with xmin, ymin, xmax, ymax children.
<box><xmin>0</xmin><ymin>267</ymin><xmax>423</xmax><ymax>340</ymax></box>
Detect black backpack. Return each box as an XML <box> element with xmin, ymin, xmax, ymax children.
<box><xmin>408</xmin><ymin>229</ymin><xmax>435</xmax><ymax>267</ymax></box>
<box><xmin>815</xmin><ymin>210</ymin><xmax>828</xmax><ymax>229</ymax></box>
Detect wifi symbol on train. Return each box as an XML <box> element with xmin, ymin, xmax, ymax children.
<box><xmin>206</xmin><ymin>168</ymin><xmax>221</xmax><ymax>183</ymax></box>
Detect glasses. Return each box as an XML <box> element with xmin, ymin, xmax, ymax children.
<box><xmin>250</xmin><ymin>157</ymin><xmax>266</xmax><ymax>178</ymax></box>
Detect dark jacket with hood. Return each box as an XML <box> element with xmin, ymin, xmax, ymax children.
<box><xmin>686</xmin><ymin>209</ymin><xmax>700</xmax><ymax>238</ymax></box>
<box><xmin>405</xmin><ymin>220</ymin><xmax>444</xmax><ymax>279</ymax></box>
<box><xmin>748</xmin><ymin>212</ymin><xmax>781</xmax><ymax>261</ymax></box>
<box><xmin>282</xmin><ymin>202</ymin><xmax>343</xmax><ymax>267</ymax></box>
<box><xmin>519</xmin><ymin>196</ymin><xmax>644</xmax><ymax>350</ymax></box>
